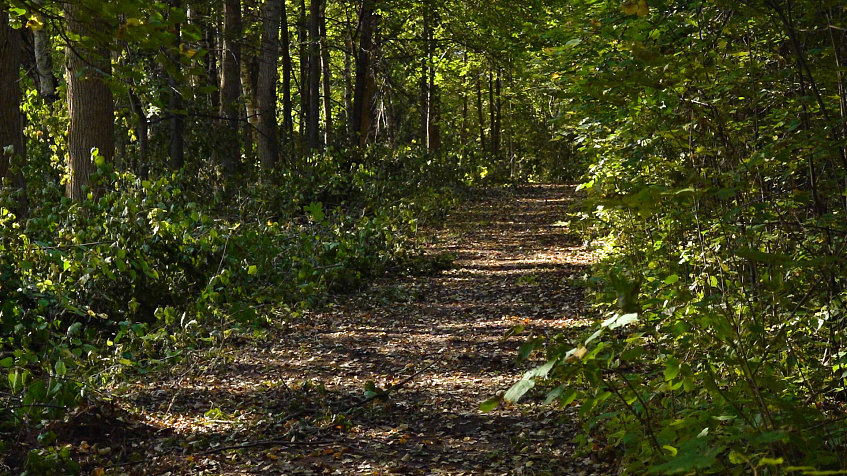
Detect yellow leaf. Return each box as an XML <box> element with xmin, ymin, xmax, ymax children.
<box><xmin>180</xmin><ymin>43</ymin><xmax>198</xmax><ymax>58</ymax></box>
<box><xmin>125</xmin><ymin>18</ymin><xmax>141</xmax><ymax>27</ymax></box>
<box><xmin>621</xmin><ymin>0</ymin><xmax>639</xmax><ymax>15</ymax></box>
<box><xmin>636</xmin><ymin>0</ymin><xmax>650</xmax><ymax>17</ymax></box>
<box><xmin>26</xmin><ymin>16</ymin><xmax>44</xmax><ymax>31</ymax></box>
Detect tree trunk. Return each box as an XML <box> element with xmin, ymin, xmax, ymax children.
<box><xmin>128</xmin><ymin>91</ymin><xmax>149</xmax><ymax>179</ymax></box>
<box><xmin>64</xmin><ymin>2</ymin><xmax>115</xmax><ymax>201</ymax></box>
<box><xmin>476</xmin><ymin>71</ymin><xmax>486</xmax><ymax>153</ymax></box>
<box><xmin>258</xmin><ymin>0</ymin><xmax>282</xmax><ymax>174</ymax></box>
<box><xmin>298</xmin><ymin>0</ymin><xmax>308</xmax><ymax>154</ymax></box>
<box><xmin>32</xmin><ymin>0</ymin><xmax>57</xmax><ymax>103</ymax></box>
<box><xmin>0</xmin><ymin>8</ymin><xmax>27</xmax><ymax>215</ymax></box>
<box><xmin>352</xmin><ymin>0</ymin><xmax>375</xmax><ymax>146</ymax></box>
<box><xmin>169</xmin><ymin>0</ymin><xmax>185</xmax><ymax>170</ymax></box>
<box><xmin>319</xmin><ymin>0</ymin><xmax>333</xmax><ymax>148</ymax></box>
<box><xmin>219</xmin><ymin>0</ymin><xmax>242</xmax><ymax>176</ymax></box>
<box><xmin>493</xmin><ymin>68</ymin><xmax>501</xmax><ymax>158</ymax></box>
<box><xmin>241</xmin><ymin>54</ymin><xmax>259</xmax><ymax>165</ymax></box>
<box><xmin>420</xmin><ymin>7</ymin><xmax>429</xmax><ymax>149</ymax></box>
<box><xmin>281</xmin><ymin>0</ymin><xmax>293</xmax><ymax>149</ymax></box>
<box><xmin>306</xmin><ymin>0</ymin><xmax>321</xmax><ymax>151</ymax></box>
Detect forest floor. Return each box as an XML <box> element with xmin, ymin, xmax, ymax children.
<box><xmin>60</xmin><ymin>184</ymin><xmax>611</xmax><ymax>475</ymax></box>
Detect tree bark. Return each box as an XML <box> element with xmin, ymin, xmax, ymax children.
<box><xmin>476</xmin><ymin>71</ymin><xmax>486</xmax><ymax>153</ymax></box>
<box><xmin>0</xmin><ymin>8</ymin><xmax>27</xmax><ymax>215</ymax></box>
<box><xmin>319</xmin><ymin>0</ymin><xmax>333</xmax><ymax>148</ymax></box>
<box><xmin>64</xmin><ymin>2</ymin><xmax>115</xmax><ymax>201</ymax></box>
<box><xmin>351</xmin><ymin>0</ymin><xmax>375</xmax><ymax>147</ymax></box>
<box><xmin>298</xmin><ymin>0</ymin><xmax>308</xmax><ymax>153</ymax></box>
<box><xmin>169</xmin><ymin>0</ymin><xmax>185</xmax><ymax>170</ymax></box>
<box><xmin>258</xmin><ymin>0</ymin><xmax>282</xmax><ymax>173</ymax></box>
<box><xmin>281</xmin><ymin>0</ymin><xmax>293</xmax><ymax>149</ymax></box>
<box><xmin>306</xmin><ymin>0</ymin><xmax>321</xmax><ymax>151</ymax></box>
<box><xmin>32</xmin><ymin>0</ymin><xmax>57</xmax><ymax>103</ymax></box>
<box><xmin>219</xmin><ymin>0</ymin><xmax>242</xmax><ymax>176</ymax></box>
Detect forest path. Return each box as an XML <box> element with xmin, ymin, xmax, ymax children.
<box><xmin>106</xmin><ymin>184</ymin><xmax>602</xmax><ymax>475</ymax></box>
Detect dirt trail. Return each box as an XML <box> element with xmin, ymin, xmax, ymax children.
<box><xmin>89</xmin><ymin>184</ymin><xmax>603</xmax><ymax>475</ymax></box>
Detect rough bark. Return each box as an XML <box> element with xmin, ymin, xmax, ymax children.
<box><xmin>281</xmin><ymin>0</ymin><xmax>293</xmax><ymax>148</ymax></box>
<box><xmin>169</xmin><ymin>0</ymin><xmax>185</xmax><ymax>170</ymax></box>
<box><xmin>0</xmin><ymin>8</ymin><xmax>27</xmax><ymax>207</ymax></box>
<box><xmin>64</xmin><ymin>2</ymin><xmax>115</xmax><ymax>201</ymax></box>
<box><xmin>306</xmin><ymin>0</ymin><xmax>321</xmax><ymax>151</ymax></box>
<box><xmin>32</xmin><ymin>0</ymin><xmax>58</xmax><ymax>103</ymax></box>
<box><xmin>219</xmin><ymin>0</ymin><xmax>242</xmax><ymax>176</ymax></box>
<box><xmin>351</xmin><ymin>0</ymin><xmax>375</xmax><ymax>146</ymax></box>
<box><xmin>476</xmin><ymin>72</ymin><xmax>486</xmax><ymax>152</ymax></box>
<box><xmin>257</xmin><ymin>0</ymin><xmax>282</xmax><ymax>173</ymax></box>
<box><xmin>319</xmin><ymin>0</ymin><xmax>333</xmax><ymax>148</ymax></box>
<box><xmin>298</xmin><ymin>0</ymin><xmax>308</xmax><ymax>153</ymax></box>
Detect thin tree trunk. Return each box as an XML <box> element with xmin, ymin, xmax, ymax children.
<box><xmin>241</xmin><ymin>54</ymin><xmax>259</xmax><ymax>164</ymax></box>
<box><xmin>493</xmin><ymin>68</ymin><xmax>501</xmax><ymax>158</ymax></box>
<box><xmin>64</xmin><ymin>2</ymin><xmax>115</xmax><ymax>201</ymax></box>
<box><xmin>169</xmin><ymin>0</ymin><xmax>185</xmax><ymax>170</ymax></box>
<box><xmin>219</xmin><ymin>0</ymin><xmax>242</xmax><ymax>176</ymax></box>
<box><xmin>420</xmin><ymin>7</ymin><xmax>429</xmax><ymax>148</ymax></box>
<box><xmin>319</xmin><ymin>0</ymin><xmax>333</xmax><ymax>148</ymax></box>
<box><xmin>298</xmin><ymin>0</ymin><xmax>309</xmax><ymax>153</ymax></box>
<box><xmin>281</xmin><ymin>0</ymin><xmax>293</xmax><ymax>149</ymax></box>
<box><xmin>128</xmin><ymin>91</ymin><xmax>149</xmax><ymax>179</ymax></box>
<box><xmin>258</xmin><ymin>0</ymin><xmax>282</xmax><ymax>174</ymax></box>
<box><xmin>32</xmin><ymin>0</ymin><xmax>57</xmax><ymax>103</ymax></box>
<box><xmin>306</xmin><ymin>0</ymin><xmax>321</xmax><ymax>151</ymax></box>
<box><xmin>352</xmin><ymin>0</ymin><xmax>375</xmax><ymax>146</ymax></box>
<box><xmin>343</xmin><ymin>20</ymin><xmax>353</xmax><ymax>140</ymax></box>
<box><xmin>0</xmin><ymin>8</ymin><xmax>27</xmax><ymax>215</ymax></box>
<box><xmin>476</xmin><ymin>72</ymin><xmax>486</xmax><ymax>152</ymax></box>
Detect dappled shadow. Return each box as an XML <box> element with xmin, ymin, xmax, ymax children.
<box><xmin>103</xmin><ymin>184</ymin><xmax>601</xmax><ymax>475</ymax></box>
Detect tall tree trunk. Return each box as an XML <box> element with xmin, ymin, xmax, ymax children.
<box><xmin>128</xmin><ymin>91</ymin><xmax>149</xmax><ymax>179</ymax></box>
<box><xmin>219</xmin><ymin>0</ymin><xmax>242</xmax><ymax>176</ymax></box>
<box><xmin>476</xmin><ymin>71</ymin><xmax>486</xmax><ymax>153</ymax></box>
<box><xmin>241</xmin><ymin>54</ymin><xmax>259</xmax><ymax>165</ymax></box>
<box><xmin>64</xmin><ymin>2</ymin><xmax>115</xmax><ymax>201</ymax></box>
<box><xmin>420</xmin><ymin>7</ymin><xmax>429</xmax><ymax>149</ymax></box>
<box><xmin>352</xmin><ymin>0</ymin><xmax>375</xmax><ymax>146</ymax></box>
<box><xmin>343</xmin><ymin>22</ymin><xmax>353</xmax><ymax>140</ymax></box>
<box><xmin>169</xmin><ymin>0</ymin><xmax>185</xmax><ymax>170</ymax></box>
<box><xmin>0</xmin><ymin>8</ymin><xmax>27</xmax><ymax>215</ymax></box>
<box><xmin>258</xmin><ymin>0</ymin><xmax>282</xmax><ymax>174</ymax></box>
<box><xmin>306</xmin><ymin>0</ymin><xmax>321</xmax><ymax>151</ymax></box>
<box><xmin>32</xmin><ymin>0</ymin><xmax>57</xmax><ymax>103</ymax></box>
<box><xmin>281</xmin><ymin>0</ymin><xmax>293</xmax><ymax>149</ymax></box>
<box><xmin>493</xmin><ymin>68</ymin><xmax>501</xmax><ymax>158</ymax></box>
<box><xmin>298</xmin><ymin>0</ymin><xmax>309</xmax><ymax>154</ymax></box>
<box><xmin>319</xmin><ymin>0</ymin><xmax>333</xmax><ymax>148</ymax></box>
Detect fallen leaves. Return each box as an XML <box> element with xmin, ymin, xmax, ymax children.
<box><xmin>63</xmin><ymin>185</ymin><xmax>609</xmax><ymax>475</ymax></box>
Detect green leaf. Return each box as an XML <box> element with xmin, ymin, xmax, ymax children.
<box><xmin>664</xmin><ymin>357</ymin><xmax>680</xmax><ymax>381</ymax></box>
<box><xmin>55</xmin><ymin>360</ymin><xmax>67</xmax><ymax>376</ymax></box>
<box><xmin>504</xmin><ymin>379</ymin><xmax>535</xmax><ymax>403</ymax></box>
<box><xmin>758</xmin><ymin>457</ymin><xmax>783</xmax><ymax>466</ymax></box>
<box><xmin>480</xmin><ymin>395</ymin><xmax>503</xmax><ymax>412</ymax></box>
<box><xmin>664</xmin><ymin>274</ymin><xmax>680</xmax><ymax>285</ymax></box>
<box><xmin>0</xmin><ymin>357</ymin><xmax>13</xmax><ymax>368</ymax></box>
<box><xmin>517</xmin><ymin>337</ymin><xmax>543</xmax><ymax>363</ymax></box>
<box><xmin>248</xmin><ymin>265</ymin><xmax>258</xmax><ymax>275</ymax></box>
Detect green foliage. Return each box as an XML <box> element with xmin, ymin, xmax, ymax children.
<box><xmin>0</xmin><ymin>146</ymin><xmax>460</xmax><ymax>471</ymax></box>
<box><xmin>496</xmin><ymin>0</ymin><xmax>847</xmax><ymax>473</ymax></box>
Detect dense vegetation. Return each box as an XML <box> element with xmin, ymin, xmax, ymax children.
<box><xmin>2</xmin><ymin>0</ymin><xmax>847</xmax><ymax>473</ymax></box>
<box><xmin>489</xmin><ymin>0</ymin><xmax>847</xmax><ymax>474</ymax></box>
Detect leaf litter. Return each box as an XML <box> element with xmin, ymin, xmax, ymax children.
<box><xmin>63</xmin><ymin>185</ymin><xmax>614</xmax><ymax>475</ymax></box>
